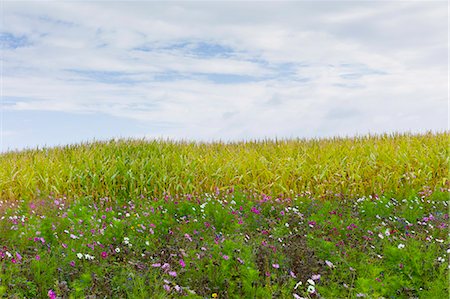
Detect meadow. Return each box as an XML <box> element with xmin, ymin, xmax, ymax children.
<box><xmin>0</xmin><ymin>132</ymin><xmax>448</xmax><ymax>298</ymax></box>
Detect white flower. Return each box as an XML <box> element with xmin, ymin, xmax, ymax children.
<box><xmin>123</xmin><ymin>237</ymin><xmax>130</xmax><ymax>245</ymax></box>
<box><xmin>378</xmin><ymin>233</ymin><xmax>384</xmax><ymax>239</ymax></box>
<box><xmin>294</xmin><ymin>281</ymin><xmax>302</xmax><ymax>290</ymax></box>
<box><xmin>307</xmin><ymin>279</ymin><xmax>315</xmax><ymax>286</ymax></box>
<box><xmin>145</xmin><ymin>241</ymin><xmax>150</xmax><ymax>246</ymax></box>
<box><xmin>307</xmin><ymin>285</ymin><xmax>315</xmax><ymax>293</ymax></box>
<box><xmin>77</xmin><ymin>253</ymin><xmax>83</xmax><ymax>259</ymax></box>
<box><xmin>125</xmin><ymin>213</ymin><xmax>130</xmax><ymax>217</ymax></box>
<box><xmin>285</xmin><ymin>223</ymin><xmax>290</xmax><ymax>228</ymax></box>
<box><xmin>437</xmin><ymin>257</ymin><xmax>445</xmax><ymax>263</ymax></box>
<box><xmin>398</xmin><ymin>244</ymin><xmax>405</xmax><ymax>249</ymax></box>
<box><xmin>84</xmin><ymin>254</ymin><xmax>94</xmax><ymax>260</ymax></box>
<box><xmin>325</xmin><ymin>260</ymin><xmax>335</xmax><ymax>268</ymax></box>
<box><xmin>446</xmin><ymin>249</ymin><xmax>450</xmax><ymax>254</ymax></box>
<box><xmin>435</xmin><ymin>239</ymin><xmax>444</xmax><ymax>243</ymax></box>
<box><xmin>115</xmin><ymin>247</ymin><xmax>120</xmax><ymax>253</ymax></box>
<box><xmin>385</xmin><ymin>229</ymin><xmax>391</xmax><ymax>236</ymax></box>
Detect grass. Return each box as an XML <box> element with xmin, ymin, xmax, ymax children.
<box><xmin>1</xmin><ymin>132</ymin><xmax>448</xmax><ymax>201</ymax></box>
<box><xmin>0</xmin><ymin>131</ymin><xmax>448</xmax><ymax>298</ymax></box>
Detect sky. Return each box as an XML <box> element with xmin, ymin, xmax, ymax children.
<box><xmin>0</xmin><ymin>0</ymin><xmax>448</xmax><ymax>151</ymax></box>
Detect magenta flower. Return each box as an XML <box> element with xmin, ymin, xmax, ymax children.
<box><xmin>16</xmin><ymin>252</ymin><xmax>22</xmax><ymax>261</ymax></box>
<box><xmin>179</xmin><ymin>259</ymin><xmax>186</xmax><ymax>268</ymax></box>
<box><xmin>35</xmin><ymin>255</ymin><xmax>41</xmax><ymax>261</ymax></box>
<box><xmin>222</xmin><ymin>255</ymin><xmax>229</xmax><ymax>260</ymax></box>
<box><xmin>69</xmin><ymin>261</ymin><xmax>75</xmax><ymax>267</ymax></box>
<box><xmin>101</xmin><ymin>251</ymin><xmax>108</xmax><ymax>259</ymax></box>
<box><xmin>48</xmin><ymin>290</ymin><xmax>56</xmax><ymax>299</ymax></box>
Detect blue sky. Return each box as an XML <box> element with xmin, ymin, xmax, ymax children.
<box><xmin>0</xmin><ymin>1</ymin><xmax>448</xmax><ymax>151</ymax></box>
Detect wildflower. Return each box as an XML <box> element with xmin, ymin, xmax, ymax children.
<box><xmin>174</xmin><ymin>285</ymin><xmax>181</xmax><ymax>292</ymax></box>
<box><xmin>115</xmin><ymin>248</ymin><xmax>120</xmax><ymax>253</ymax></box>
<box><xmin>77</xmin><ymin>253</ymin><xmax>83</xmax><ymax>259</ymax></box>
<box><xmin>70</xmin><ymin>261</ymin><xmax>75</xmax><ymax>267</ymax></box>
<box><xmin>151</xmin><ymin>263</ymin><xmax>161</xmax><ymax>267</ymax></box>
<box><xmin>378</xmin><ymin>233</ymin><xmax>384</xmax><ymax>239</ymax></box>
<box><xmin>290</xmin><ymin>271</ymin><xmax>297</xmax><ymax>278</ymax></box>
<box><xmin>222</xmin><ymin>255</ymin><xmax>229</xmax><ymax>260</ymax></box>
<box><xmin>325</xmin><ymin>260</ymin><xmax>335</xmax><ymax>268</ymax></box>
<box><xmin>311</xmin><ymin>274</ymin><xmax>321</xmax><ymax>281</ymax></box>
<box><xmin>293</xmin><ymin>294</ymin><xmax>305</xmax><ymax>299</ymax></box>
<box><xmin>145</xmin><ymin>241</ymin><xmax>150</xmax><ymax>246</ymax></box>
<box><xmin>84</xmin><ymin>254</ymin><xmax>95</xmax><ymax>260</ymax></box>
<box><xmin>163</xmin><ymin>284</ymin><xmax>170</xmax><ymax>292</ymax></box>
<box><xmin>161</xmin><ymin>263</ymin><xmax>170</xmax><ymax>271</ymax></box>
<box><xmin>294</xmin><ymin>281</ymin><xmax>302</xmax><ymax>289</ymax></box>
<box><xmin>437</xmin><ymin>257</ymin><xmax>445</xmax><ymax>263</ymax></box>
<box><xmin>101</xmin><ymin>251</ymin><xmax>108</xmax><ymax>259</ymax></box>
<box><xmin>398</xmin><ymin>243</ymin><xmax>405</xmax><ymax>249</ymax></box>
<box><xmin>15</xmin><ymin>252</ymin><xmax>22</xmax><ymax>261</ymax></box>
<box><xmin>307</xmin><ymin>285</ymin><xmax>315</xmax><ymax>294</ymax></box>
<box><xmin>285</xmin><ymin>223</ymin><xmax>290</xmax><ymax>228</ymax></box>
<box><xmin>35</xmin><ymin>255</ymin><xmax>41</xmax><ymax>261</ymax></box>
<box><xmin>237</xmin><ymin>257</ymin><xmax>244</xmax><ymax>264</ymax></box>
<box><xmin>307</xmin><ymin>279</ymin><xmax>315</xmax><ymax>286</ymax></box>
<box><xmin>48</xmin><ymin>289</ymin><xmax>57</xmax><ymax>299</ymax></box>
<box><xmin>212</xmin><ymin>293</ymin><xmax>218</xmax><ymax>298</ymax></box>
<box><xmin>11</xmin><ymin>258</ymin><xmax>17</xmax><ymax>264</ymax></box>
<box><xmin>179</xmin><ymin>259</ymin><xmax>186</xmax><ymax>268</ymax></box>
<box><xmin>168</xmin><ymin>271</ymin><xmax>177</xmax><ymax>277</ymax></box>
<box><xmin>272</xmin><ymin>263</ymin><xmax>280</xmax><ymax>269</ymax></box>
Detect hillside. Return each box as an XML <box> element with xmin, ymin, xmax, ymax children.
<box><xmin>1</xmin><ymin>132</ymin><xmax>448</xmax><ymax>201</ymax></box>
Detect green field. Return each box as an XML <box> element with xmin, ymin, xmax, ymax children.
<box><xmin>0</xmin><ymin>132</ymin><xmax>448</xmax><ymax>298</ymax></box>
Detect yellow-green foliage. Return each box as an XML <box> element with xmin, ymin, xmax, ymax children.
<box><xmin>0</xmin><ymin>132</ymin><xmax>448</xmax><ymax>200</ymax></box>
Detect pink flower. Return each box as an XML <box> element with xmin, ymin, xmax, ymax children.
<box><xmin>179</xmin><ymin>259</ymin><xmax>186</xmax><ymax>268</ymax></box>
<box><xmin>11</xmin><ymin>258</ymin><xmax>17</xmax><ymax>264</ymax></box>
<box><xmin>48</xmin><ymin>290</ymin><xmax>56</xmax><ymax>299</ymax></box>
<box><xmin>222</xmin><ymin>255</ymin><xmax>229</xmax><ymax>260</ymax></box>
<box><xmin>16</xmin><ymin>253</ymin><xmax>22</xmax><ymax>261</ymax></box>
<box><xmin>168</xmin><ymin>271</ymin><xmax>177</xmax><ymax>277</ymax></box>
<box><xmin>161</xmin><ymin>263</ymin><xmax>170</xmax><ymax>271</ymax></box>
<box><xmin>62</xmin><ymin>243</ymin><xmax>68</xmax><ymax>248</ymax></box>
<box><xmin>237</xmin><ymin>257</ymin><xmax>244</xmax><ymax>264</ymax></box>
<box><xmin>69</xmin><ymin>261</ymin><xmax>75</xmax><ymax>267</ymax></box>
<box><xmin>290</xmin><ymin>271</ymin><xmax>297</xmax><ymax>278</ymax></box>
<box><xmin>311</xmin><ymin>274</ymin><xmax>321</xmax><ymax>281</ymax></box>
<box><xmin>151</xmin><ymin>263</ymin><xmax>161</xmax><ymax>268</ymax></box>
<box><xmin>163</xmin><ymin>284</ymin><xmax>171</xmax><ymax>292</ymax></box>
<box><xmin>272</xmin><ymin>263</ymin><xmax>280</xmax><ymax>269</ymax></box>
<box><xmin>101</xmin><ymin>252</ymin><xmax>108</xmax><ymax>259</ymax></box>
<box><xmin>35</xmin><ymin>255</ymin><xmax>41</xmax><ymax>261</ymax></box>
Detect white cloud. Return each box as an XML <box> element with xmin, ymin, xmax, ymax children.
<box><xmin>2</xmin><ymin>1</ymin><xmax>447</xmax><ymax>145</ymax></box>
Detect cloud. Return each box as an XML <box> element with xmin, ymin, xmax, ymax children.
<box><xmin>1</xmin><ymin>1</ymin><xmax>447</xmax><ymax>148</ymax></box>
